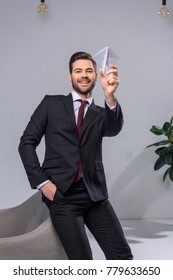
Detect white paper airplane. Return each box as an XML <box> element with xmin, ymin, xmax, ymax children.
<box><xmin>93</xmin><ymin>46</ymin><xmax>119</xmax><ymax>73</ymax></box>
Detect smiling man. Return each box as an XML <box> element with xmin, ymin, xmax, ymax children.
<box><xmin>19</xmin><ymin>51</ymin><xmax>133</xmax><ymax>260</ymax></box>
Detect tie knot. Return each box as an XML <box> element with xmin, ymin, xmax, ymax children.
<box><xmin>78</xmin><ymin>99</ymin><xmax>88</xmax><ymax>107</ymax></box>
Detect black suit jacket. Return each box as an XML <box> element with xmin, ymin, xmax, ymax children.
<box><xmin>19</xmin><ymin>93</ymin><xmax>123</xmax><ymax>202</ymax></box>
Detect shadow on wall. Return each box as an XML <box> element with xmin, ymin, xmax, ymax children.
<box><xmin>121</xmin><ymin>219</ymin><xmax>173</xmax><ymax>244</ymax></box>
<box><xmin>109</xmin><ymin>148</ymin><xmax>173</xmax><ymax>219</ymax></box>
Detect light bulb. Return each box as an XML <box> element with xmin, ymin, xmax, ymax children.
<box><xmin>158</xmin><ymin>5</ymin><xmax>170</xmax><ymax>18</ymax></box>
<box><xmin>37</xmin><ymin>1</ymin><xmax>48</xmax><ymax>15</ymax></box>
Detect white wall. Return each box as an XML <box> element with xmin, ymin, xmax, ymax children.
<box><xmin>0</xmin><ymin>0</ymin><xmax>173</xmax><ymax>218</ymax></box>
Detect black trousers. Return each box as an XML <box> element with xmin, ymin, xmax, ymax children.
<box><xmin>49</xmin><ymin>179</ymin><xmax>133</xmax><ymax>260</ymax></box>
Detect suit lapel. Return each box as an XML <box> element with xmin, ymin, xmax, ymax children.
<box><xmin>62</xmin><ymin>93</ymin><xmax>77</xmax><ymax>130</ymax></box>
<box><xmin>81</xmin><ymin>101</ymin><xmax>100</xmax><ymax>136</ymax></box>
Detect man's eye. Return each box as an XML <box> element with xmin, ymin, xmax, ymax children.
<box><xmin>87</xmin><ymin>70</ymin><xmax>93</xmax><ymax>73</ymax></box>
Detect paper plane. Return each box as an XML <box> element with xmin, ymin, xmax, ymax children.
<box><xmin>93</xmin><ymin>46</ymin><xmax>119</xmax><ymax>73</ymax></box>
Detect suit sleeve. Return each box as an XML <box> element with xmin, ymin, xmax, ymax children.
<box><xmin>18</xmin><ymin>95</ymin><xmax>49</xmax><ymax>188</ymax></box>
<box><xmin>102</xmin><ymin>101</ymin><xmax>124</xmax><ymax>137</ymax></box>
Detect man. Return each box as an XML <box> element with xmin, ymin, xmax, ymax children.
<box><xmin>19</xmin><ymin>51</ymin><xmax>133</xmax><ymax>260</ymax></box>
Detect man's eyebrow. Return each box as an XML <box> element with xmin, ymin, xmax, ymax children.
<box><xmin>73</xmin><ymin>67</ymin><xmax>94</xmax><ymax>71</ymax></box>
<box><xmin>73</xmin><ymin>68</ymin><xmax>82</xmax><ymax>71</ymax></box>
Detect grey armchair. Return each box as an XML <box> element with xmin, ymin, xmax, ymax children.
<box><xmin>0</xmin><ymin>191</ymin><xmax>67</xmax><ymax>259</ymax></box>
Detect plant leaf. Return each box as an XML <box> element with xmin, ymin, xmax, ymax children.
<box><xmin>169</xmin><ymin>166</ymin><xmax>173</xmax><ymax>182</ymax></box>
<box><xmin>164</xmin><ymin>145</ymin><xmax>173</xmax><ymax>154</ymax></box>
<box><xmin>164</xmin><ymin>153</ymin><xmax>173</xmax><ymax>165</ymax></box>
<box><xmin>166</xmin><ymin>126</ymin><xmax>173</xmax><ymax>137</ymax></box>
<box><xmin>146</xmin><ymin>140</ymin><xmax>170</xmax><ymax>148</ymax></box>
<box><xmin>162</xmin><ymin>122</ymin><xmax>170</xmax><ymax>133</ymax></box>
<box><xmin>154</xmin><ymin>157</ymin><xmax>166</xmax><ymax>170</ymax></box>
<box><xmin>155</xmin><ymin>147</ymin><xmax>166</xmax><ymax>155</ymax></box>
<box><xmin>163</xmin><ymin>167</ymin><xmax>171</xmax><ymax>182</ymax></box>
<box><xmin>150</xmin><ymin>126</ymin><xmax>165</xmax><ymax>135</ymax></box>
<box><xmin>170</xmin><ymin>116</ymin><xmax>173</xmax><ymax>126</ymax></box>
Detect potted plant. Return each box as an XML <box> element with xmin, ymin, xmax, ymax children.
<box><xmin>147</xmin><ymin>116</ymin><xmax>173</xmax><ymax>182</ymax></box>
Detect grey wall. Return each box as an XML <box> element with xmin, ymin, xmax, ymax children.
<box><xmin>0</xmin><ymin>0</ymin><xmax>173</xmax><ymax>218</ymax></box>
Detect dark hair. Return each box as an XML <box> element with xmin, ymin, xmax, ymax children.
<box><xmin>69</xmin><ymin>51</ymin><xmax>97</xmax><ymax>73</ymax></box>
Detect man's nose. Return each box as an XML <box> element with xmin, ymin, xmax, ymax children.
<box><xmin>81</xmin><ymin>71</ymin><xmax>88</xmax><ymax>77</ymax></box>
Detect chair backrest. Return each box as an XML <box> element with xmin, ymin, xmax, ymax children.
<box><xmin>0</xmin><ymin>192</ymin><xmax>49</xmax><ymax>237</ymax></box>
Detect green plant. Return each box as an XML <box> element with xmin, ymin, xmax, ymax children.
<box><xmin>146</xmin><ymin>116</ymin><xmax>173</xmax><ymax>182</ymax></box>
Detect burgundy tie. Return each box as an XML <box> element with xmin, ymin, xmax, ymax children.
<box><xmin>76</xmin><ymin>100</ymin><xmax>88</xmax><ymax>181</ymax></box>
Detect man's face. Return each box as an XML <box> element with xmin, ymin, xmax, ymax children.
<box><xmin>69</xmin><ymin>59</ymin><xmax>97</xmax><ymax>96</ymax></box>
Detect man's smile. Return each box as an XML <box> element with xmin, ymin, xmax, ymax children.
<box><xmin>78</xmin><ymin>78</ymin><xmax>91</xmax><ymax>86</ymax></box>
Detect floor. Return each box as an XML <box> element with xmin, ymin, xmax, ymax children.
<box><xmin>88</xmin><ymin>219</ymin><xmax>173</xmax><ymax>260</ymax></box>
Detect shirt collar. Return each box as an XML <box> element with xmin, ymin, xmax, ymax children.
<box><xmin>71</xmin><ymin>91</ymin><xmax>93</xmax><ymax>106</ymax></box>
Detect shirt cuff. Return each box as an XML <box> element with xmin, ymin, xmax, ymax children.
<box><xmin>105</xmin><ymin>101</ymin><xmax>117</xmax><ymax>111</ymax></box>
<box><xmin>36</xmin><ymin>180</ymin><xmax>49</xmax><ymax>190</ymax></box>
